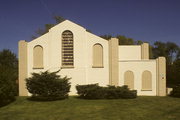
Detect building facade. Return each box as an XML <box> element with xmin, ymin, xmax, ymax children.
<box><xmin>19</xmin><ymin>20</ymin><xmax>166</xmax><ymax>96</ymax></box>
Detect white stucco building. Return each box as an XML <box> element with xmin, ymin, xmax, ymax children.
<box><xmin>19</xmin><ymin>20</ymin><xmax>166</xmax><ymax>96</ymax></box>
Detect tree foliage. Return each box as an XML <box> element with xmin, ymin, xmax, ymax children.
<box><xmin>0</xmin><ymin>49</ymin><xmax>18</xmax><ymax>107</ymax></box>
<box><xmin>0</xmin><ymin>49</ymin><xmax>18</xmax><ymax>69</ymax></box>
<box><xmin>117</xmin><ymin>35</ymin><xmax>135</xmax><ymax>45</ymax></box>
<box><xmin>170</xmin><ymin>84</ymin><xmax>180</xmax><ymax>98</ymax></box>
<box><xmin>152</xmin><ymin>41</ymin><xmax>179</xmax><ymax>64</ymax></box>
<box><xmin>152</xmin><ymin>41</ymin><xmax>180</xmax><ymax>87</ymax></box>
<box><xmin>167</xmin><ymin>59</ymin><xmax>180</xmax><ymax>86</ymax></box>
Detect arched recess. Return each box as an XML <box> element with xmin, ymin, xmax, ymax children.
<box><xmin>92</xmin><ymin>43</ymin><xmax>103</xmax><ymax>67</ymax></box>
<box><xmin>33</xmin><ymin>45</ymin><xmax>43</xmax><ymax>68</ymax></box>
<box><xmin>62</xmin><ymin>30</ymin><xmax>74</xmax><ymax>67</ymax></box>
<box><xmin>142</xmin><ymin>70</ymin><xmax>152</xmax><ymax>90</ymax></box>
<box><xmin>124</xmin><ymin>71</ymin><xmax>134</xmax><ymax>89</ymax></box>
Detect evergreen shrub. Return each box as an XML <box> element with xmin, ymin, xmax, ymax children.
<box><xmin>26</xmin><ymin>71</ymin><xmax>71</xmax><ymax>101</ymax></box>
<box><xmin>76</xmin><ymin>84</ymin><xmax>137</xmax><ymax>99</ymax></box>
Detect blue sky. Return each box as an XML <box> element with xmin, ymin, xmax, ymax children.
<box><xmin>0</xmin><ymin>0</ymin><xmax>180</xmax><ymax>55</ymax></box>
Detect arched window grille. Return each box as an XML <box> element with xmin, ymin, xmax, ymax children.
<box><xmin>62</xmin><ymin>30</ymin><xmax>74</xmax><ymax>67</ymax></box>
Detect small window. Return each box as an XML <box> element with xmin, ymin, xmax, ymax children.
<box><xmin>33</xmin><ymin>45</ymin><xmax>43</xmax><ymax>69</ymax></box>
<box><xmin>92</xmin><ymin>44</ymin><xmax>103</xmax><ymax>68</ymax></box>
<box><xmin>124</xmin><ymin>71</ymin><xmax>134</xmax><ymax>89</ymax></box>
<box><xmin>62</xmin><ymin>30</ymin><xmax>74</xmax><ymax>68</ymax></box>
<box><xmin>142</xmin><ymin>70</ymin><xmax>152</xmax><ymax>90</ymax></box>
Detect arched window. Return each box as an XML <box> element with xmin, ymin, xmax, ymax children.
<box><xmin>92</xmin><ymin>44</ymin><xmax>103</xmax><ymax>67</ymax></box>
<box><xmin>124</xmin><ymin>71</ymin><xmax>134</xmax><ymax>89</ymax></box>
<box><xmin>142</xmin><ymin>70</ymin><xmax>152</xmax><ymax>90</ymax></box>
<box><xmin>62</xmin><ymin>30</ymin><xmax>74</xmax><ymax>67</ymax></box>
<box><xmin>33</xmin><ymin>45</ymin><xmax>43</xmax><ymax>69</ymax></box>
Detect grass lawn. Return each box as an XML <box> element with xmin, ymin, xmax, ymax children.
<box><xmin>0</xmin><ymin>96</ymin><xmax>180</xmax><ymax>120</ymax></box>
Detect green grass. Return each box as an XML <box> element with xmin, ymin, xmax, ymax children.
<box><xmin>0</xmin><ymin>96</ymin><xmax>180</xmax><ymax>120</ymax></box>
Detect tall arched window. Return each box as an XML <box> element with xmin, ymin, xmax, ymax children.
<box><xmin>62</xmin><ymin>30</ymin><xmax>74</xmax><ymax>67</ymax></box>
<box><xmin>92</xmin><ymin>43</ymin><xmax>103</xmax><ymax>68</ymax></box>
<box><xmin>142</xmin><ymin>70</ymin><xmax>152</xmax><ymax>90</ymax></box>
<box><xmin>124</xmin><ymin>71</ymin><xmax>134</xmax><ymax>89</ymax></box>
<box><xmin>33</xmin><ymin>45</ymin><xmax>43</xmax><ymax>69</ymax></box>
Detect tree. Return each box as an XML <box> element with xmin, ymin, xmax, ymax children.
<box><xmin>32</xmin><ymin>16</ymin><xmax>66</xmax><ymax>39</ymax></box>
<box><xmin>135</xmin><ymin>40</ymin><xmax>144</xmax><ymax>45</ymax></box>
<box><xmin>152</xmin><ymin>41</ymin><xmax>179</xmax><ymax>64</ymax></box>
<box><xmin>0</xmin><ymin>49</ymin><xmax>18</xmax><ymax>106</ymax></box>
<box><xmin>152</xmin><ymin>41</ymin><xmax>180</xmax><ymax>87</ymax></box>
<box><xmin>166</xmin><ymin>42</ymin><xmax>179</xmax><ymax>63</ymax></box>
<box><xmin>116</xmin><ymin>35</ymin><xmax>135</xmax><ymax>45</ymax></box>
<box><xmin>0</xmin><ymin>49</ymin><xmax>18</xmax><ymax>69</ymax></box>
<box><xmin>177</xmin><ymin>48</ymin><xmax>180</xmax><ymax>59</ymax></box>
<box><xmin>168</xmin><ymin>59</ymin><xmax>180</xmax><ymax>86</ymax></box>
<box><xmin>152</xmin><ymin>41</ymin><xmax>166</xmax><ymax>59</ymax></box>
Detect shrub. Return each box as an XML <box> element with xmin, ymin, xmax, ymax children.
<box><xmin>105</xmin><ymin>85</ymin><xmax>137</xmax><ymax>99</ymax></box>
<box><xmin>170</xmin><ymin>84</ymin><xmax>180</xmax><ymax>98</ymax></box>
<box><xmin>76</xmin><ymin>84</ymin><xmax>137</xmax><ymax>99</ymax></box>
<box><xmin>76</xmin><ymin>84</ymin><xmax>106</xmax><ymax>99</ymax></box>
<box><xmin>26</xmin><ymin>71</ymin><xmax>71</xmax><ymax>101</ymax></box>
<box><xmin>0</xmin><ymin>67</ymin><xmax>17</xmax><ymax>107</ymax></box>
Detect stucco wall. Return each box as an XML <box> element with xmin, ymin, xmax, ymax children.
<box><xmin>27</xmin><ymin>20</ymin><xmax>109</xmax><ymax>95</ymax></box>
<box><xmin>119</xmin><ymin>46</ymin><xmax>141</xmax><ymax>60</ymax></box>
<box><xmin>86</xmin><ymin>32</ymin><xmax>109</xmax><ymax>86</ymax></box>
<box><xmin>119</xmin><ymin>60</ymin><xmax>157</xmax><ymax>96</ymax></box>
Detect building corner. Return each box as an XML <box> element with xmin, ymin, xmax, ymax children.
<box><xmin>18</xmin><ymin>40</ymin><xmax>28</xmax><ymax>96</ymax></box>
<box><xmin>156</xmin><ymin>57</ymin><xmax>166</xmax><ymax>96</ymax></box>
<box><xmin>108</xmin><ymin>38</ymin><xmax>119</xmax><ymax>86</ymax></box>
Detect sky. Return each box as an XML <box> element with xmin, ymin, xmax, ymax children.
<box><xmin>0</xmin><ymin>0</ymin><xmax>180</xmax><ymax>55</ymax></box>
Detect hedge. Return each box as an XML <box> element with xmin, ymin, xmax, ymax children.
<box><xmin>76</xmin><ymin>84</ymin><xmax>137</xmax><ymax>99</ymax></box>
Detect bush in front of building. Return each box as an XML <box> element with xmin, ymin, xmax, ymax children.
<box><xmin>26</xmin><ymin>70</ymin><xmax>71</xmax><ymax>101</ymax></box>
<box><xmin>76</xmin><ymin>84</ymin><xmax>137</xmax><ymax>99</ymax></box>
<box><xmin>76</xmin><ymin>84</ymin><xmax>106</xmax><ymax>99</ymax></box>
<box><xmin>170</xmin><ymin>84</ymin><xmax>180</xmax><ymax>98</ymax></box>
<box><xmin>105</xmin><ymin>85</ymin><xmax>137</xmax><ymax>99</ymax></box>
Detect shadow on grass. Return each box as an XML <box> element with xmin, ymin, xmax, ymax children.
<box><xmin>74</xmin><ymin>95</ymin><xmax>138</xmax><ymax>100</ymax></box>
<box><xmin>0</xmin><ymin>98</ymin><xmax>16</xmax><ymax>108</ymax></box>
<box><xmin>26</xmin><ymin>96</ymin><xmax>69</xmax><ymax>102</ymax></box>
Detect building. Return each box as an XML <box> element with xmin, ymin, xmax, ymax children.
<box><xmin>18</xmin><ymin>20</ymin><xmax>166</xmax><ymax>96</ymax></box>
